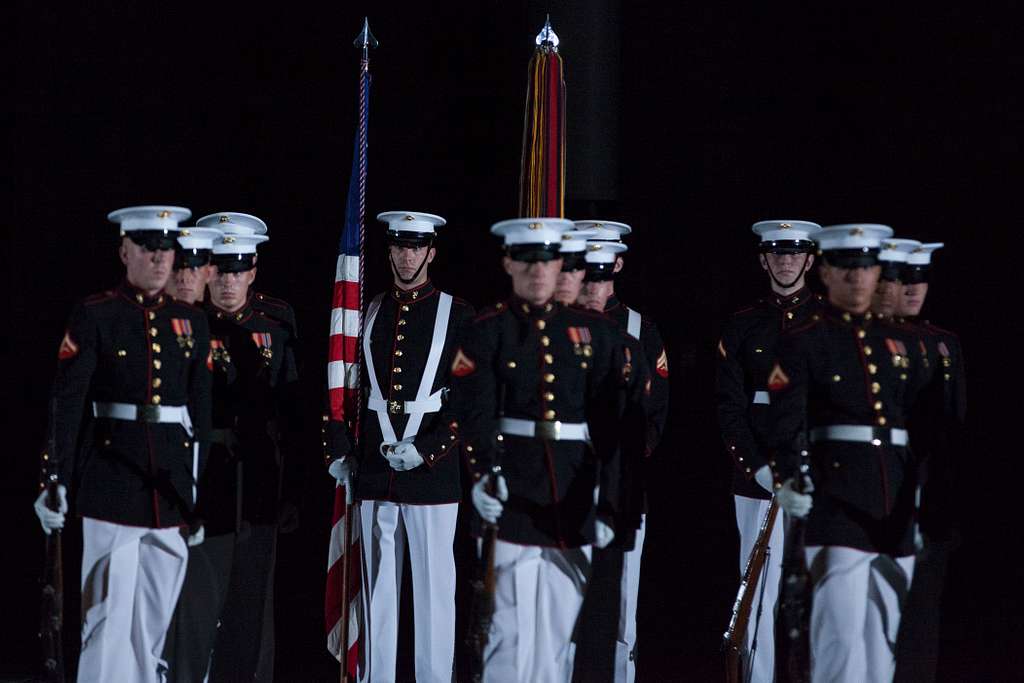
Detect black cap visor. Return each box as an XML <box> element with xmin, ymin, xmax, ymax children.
<box><xmin>174</xmin><ymin>248</ymin><xmax>212</xmax><ymax>271</ymax></box>
<box><xmin>126</xmin><ymin>230</ymin><xmax>177</xmax><ymax>252</ymax></box>
<box><xmin>759</xmin><ymin>239</ymin><xmax>816</xmax><ymax>255</ymax></box>
<box><xmin>212</xmin><ymin>253</ymin><xmax>257</xmax><ymax>274</ymax></box>
<box><xmin>822</xmin><ymin>248</ymin><xmax>880</xmax><ymax>269</ymax></box>
<box><xmin>583</xmin><ymin>262</ymin><xmax>616</xmax><ymax>282</ymax></box>
<box><xmin>879</xmin><ymin>262</ymin><xmax>904</xmax><ymax>282</ymax></box>
<box><xmin>560</xmin><ymin>252</ymin><xmax>586</xmax><ymax>272</ymax></box>
<box><xmin>901</xmin><ymin>264</ymin><xmax>930</xmax><ymax>284</ymax></box>
<box><xmin>507</xmin><ymin>243</ymin><xmax>562</xmax><ymax>263</ymax></box>
<box><xmin>387</xmin><ymin>231</ymin><xmax>434</xmax><ymax>249</ymax></box>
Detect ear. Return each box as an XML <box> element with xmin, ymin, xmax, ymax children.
<box><xmin>246</xmin><ymin>267</ymin><xmax>258</xmax><ymax>286</ymax></box>
<box><xmin>426</xmin><ymin>246</ymin><xmax>437</xmax><ymax>265</ymax></box>
<box><xmin>119</xmin><ymin>238</ymin><xmax>130</xmax><ymax>265</ymax></box>
<box><xmin>502</xmin><ymin>255</ymin><xmax>513</xmax><ymax>276</ymax></box>
<box><xmin>613</xmin><ymin>256</ymin><xmax>624</xmax><ymax>273</ymax></box>
<box><xmin>804</xmin><ymin>253</ymin><xmax>815</xmax><ymax>270</ymax></box>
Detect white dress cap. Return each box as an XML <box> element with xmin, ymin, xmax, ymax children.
<box><xmin>906</xmin><ymin>242</ymin><xmax>944</xmax><ymax>266</ymax></box>
<box><xmin>572</xmin><ymin>220</ymin><xmax>631</xmax><ymax>242</ymax></box>
<box><xmin>491</xmin><ymin>217</ymin><xmax>574</xmax><ymax>246</ymax></box>
<box><xmin>196</xmin><ymin>212</ymin><xmax>268</xmax><ymax>236</ymax></box>
<box><xmin>212</xmin><ymin>233</ymin><xmax>269</xmax><ymax>256</ymax></box>
<box><xmin>751</xmin><ymin>219</ymin><xmax>822</xmax><ymax>243</ymax></box>
<box><xmin>584</xmin><ymin>240</ymin><xmax>628</xmax><ymax>264</ymax></box>
<box><xmin>377</xmin><ymin>211</ymin><xmax>446</xmax><ymax>235</ymax></box>
<box><xmin>560</xmin><ymin>228</ymin><xmax>598</xmax><ymax>254</ymax></box>
<box><xmin>176</xmin><ymin>227</ymin><xmax>222</xmax><ymax>251</ymax></box>
<box><xmin>878</xmin><ymin>238</ymin><xmax>921</xmax><ymax>263</ymax></box>
<box><xmin>108</xmin><ymin>205</ymin><xmax>191</xmax><ymax>233</ymax></box>
<box><xmin>818</xmin><ymin>224</ymin><xmax>894</xmax><ymax>251</ymax></box>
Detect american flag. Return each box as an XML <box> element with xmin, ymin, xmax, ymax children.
<box><xmin>325</xmin><ymin>38</ymin><xmax>371</xmax><ymax>676</ymax></box>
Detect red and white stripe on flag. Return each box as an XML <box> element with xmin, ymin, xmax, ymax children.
<box><xmin>325</xmin><ymin>481</ymin><xmax>362</xmax><ymax>670</ymax></box>
<box><xmin>328</xmin><ymin>253</ymin><xmax>363</xmax><ymax>421</ymax></box>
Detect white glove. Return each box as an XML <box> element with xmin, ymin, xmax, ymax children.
<box><xmin>472</xmin><ymin>474</ymin><xmax>508</xmax><ymax>524</ymax></box>
<box><xmin>34</xmin><ymin>485</ymin><xmax>68</xmax><ymax>535</ymax></box>
<box><xmin>776</xmin><ymin>476</ymin><xmax>814</xmax><ymax>518</ymax></box>
<box><xmin>187</xmin><ymin>525</ymin><xmax>205</xmax><ymax>547</ymax></box>
<box><xmin>594</xmin><ymin>520</ymin><xmax>615</xmax><ymax>549</ymax></box>
<box><xmin>754</xmin><ymin>465</ymin><xmax>775</xmax><ymax>493</ymax></box>
<box><xmin>386</xmin><ymin>441</ymin><xmax>424</xmax><ymax>472</ymax></box>
<box><xmin>328</xmin><ymin>457</ymin><xmax>351</xmax><ymax>482</ymax></box>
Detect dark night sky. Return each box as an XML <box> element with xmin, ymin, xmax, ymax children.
<box><xmin>6</xmin><ymin>1</ymin><xmax>1022</xmax><ymax>679</ymax></box>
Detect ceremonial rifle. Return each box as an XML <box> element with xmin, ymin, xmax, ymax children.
<box><xmin>722</xmin><ymin>496</ymin><xmax>779</xmax><ymax>683</ymax></box>
<box><xmin>465</xmin><ymin>383</ymin><xmax>506</xmax><ymax>682</ymax></box>
<box><xmin>775</xmin><ymin>447</ymin><xmax>813</xmax><ymax>683</ymax></box>
<box><xmin>39</xmin><ymin>396</ymin><xmax>64</xmax><ymax>682</ymax></box>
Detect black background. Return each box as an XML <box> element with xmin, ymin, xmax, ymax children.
<box><xmin>6</xmin><ymin>1</ymin><xmax>1021</xmax><ymax>680</ymax></box>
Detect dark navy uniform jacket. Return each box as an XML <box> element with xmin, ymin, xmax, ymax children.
<box><xmin>900</xmin><ymin>318</ymin><xmax>966</xmax><ymax>540</ymax></box>
<box><xmin>47</xmin><ymin>281</ymin><xmax>212</xmax><ymax>528</ymax></box>
<box><xmin>716</xmin><ymin>288</ymin><xmax>824</xmax><ymax>499</ymax></box>
<box><xmin>452</xmin><ymin>297</ymin><xmax>628</xmax><ymax>548</ymax></box>
<box><xmin>198</xmin><ymin>292</ymin><xmax>299</xmax><ymax>535</ymax></box>
<box><xmin>343</xmin><ymin>281</ymin><xmax>475</xmax><ymax>505</ymax></box>
<box><xmin>767</xmin><ymin>305</ymin><xmax>923</xmax><ymax>555</ymax></box>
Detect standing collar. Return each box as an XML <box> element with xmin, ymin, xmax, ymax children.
<box><xmin>824</xmin><ymin>302</ymin><xmax>875</xmax><ymax>326</ymax></box>
<box><xmin>509</xmin><ymin>295</ymin><xmax>559</xmax><ymax>320</ymax></box>
<box><xmin>206</xmin><ymin>293</ymin><xmax>253</xmax><ymax>322</ymax></box>
<box><xmin>117</xmin><ymin>279</ymin><xmax>166</xmax><ymax>308</ymax></box>
<box><xmin>391</xmin><ymin>280</ymin><xmax>436</xmax><ymax>303</ymax></box>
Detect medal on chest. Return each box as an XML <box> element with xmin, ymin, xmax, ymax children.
<box><xmin>171</xmin><ymin>318</ymin><xmax>195</xmax><ymax>350</ymax></box>
<box><xmin>567</xmin><ymin>326</ymin><xmax>592</xmax><ymax>357</ymax></box>
<box><xmin>884</xmin><ymin>338</ymin><xmax>909</xmax><ymax>369</ymax></box>
<box><xmin>252</xmin><ymin>332</ymin><xmax>274</xmax><ymax>363</ymax></box>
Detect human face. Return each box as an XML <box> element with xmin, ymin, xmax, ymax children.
<box><xmin>503</xmin><ymin>256</ymin><xmax>561</xmax><ymax>306</ymax></box>
<box><xmin>578</xmin><ymin>279</ymin><xmax>615</xmax><ymax>312</ymax></box>
<box><xmin>166</xmin><ymin>265</ymin><xmax>212</xmax><ymax>305</ymax></box>
<box><xmin>120</xmin><ymin>238</ymin><xmax>174</xmax><ymax>296</ymax></box>
<box><xmin>900</xmin><ymin>282</ymin><xmax>929</xmax><ymax>317</ymax></box>
<box><xmin>389</xmin><ymin>244</ymin><xmax>435</xmax><ymax>289</ymax></box>
<box><xmin>819</xmin><ymin>263</ymin><xmax>881</xmax><ymax>314</ymax></box>
<box><xmin>760</xmin><ymin>252</ymin><xmax>813</xmax><ymax>293</ymax></box>
<box><xmin>555</xmin><ymin>268</ymin><xmax>586</xmax><ymax>305</ymax></box>
<box><xmin>871</xmin><ymin>279</ymin><xmax>903</xmax><ymax>317</ymax></box>
<box><xmin>208</xmin><ymin>267</ymin><xmax>256</xmax><ymax>313</ymax></box>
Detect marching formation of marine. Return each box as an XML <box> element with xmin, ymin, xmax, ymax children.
<box><xmin>32</xmin><ymin>205</ymin><xmax>960</xmax><ymax>683</ymax></box>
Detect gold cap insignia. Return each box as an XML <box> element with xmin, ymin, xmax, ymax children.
<box><xmin>158</xmin><ymin>210</ymin><xmax>171</xmax><ymax>219</ymax></box>
<box><xmin>404</xmin><ymin>215</ymin><xmax>415</xmax><ymax>221</ymax></box>
<box><xmin>219</xmin><ymin>215</ymin><xmax>231</xmax><ymax>223</ymax></box>
<box><xmin>223</xmin><ymin>236</ymin><xmax>236</xmax><ymax>244</ymax></box>
<box><xmin>588</xmin><ymin>243</ymin><xmax>603</xmax><ymax>251</ymax></box>
<box><xmin>850</xmin><ymin>227</ymin><xmax>864</xmax><ymax>236</ymax></box>
<box><xmin>180</xmin><ymin>229</ymin><xmax>191</xmax><ymax>236</ymax></box>
<box><xmin>780</xmin><ymin>223</ymin><xmax>792</xmax><ymax>229</ymax></box>
<box><xmin>528</xmin><ymin>222</ymin><xmax>542</xmax><ymax>230</ymax></box>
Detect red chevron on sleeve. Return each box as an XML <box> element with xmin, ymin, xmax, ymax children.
<box><xmin>58</xmin><ymin>331</ymin><xmax>79</xmax><ymax>360</ymax></box>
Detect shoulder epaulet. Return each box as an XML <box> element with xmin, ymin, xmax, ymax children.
<box><xmin>473</xmin><ymin>302</ymin><xmax>507</xmax><ymax>322</ymax></box>
<box><xmin>785</xmin><ymin>314</ymin><xmax>824</xmax><ymax>336</ymax></box>
<box><xmin>253</xmin><ymin>292</ymin><xmax>295</xmax><ymax>323</ymax></box>
<box><xmin>920</xmin><ymin>320</ymin><xmax>958</xmax><ymax>338</ymax></box>
<box><xmin>83</xmin><ymin>289</ymin><xmax>116</xmax><ymax>306</ymax></box>
<box><xmin>451</xmin><ymin>296</ymin><xmax>473</xmax><ymax>308</ymax></box>
<box><xmin>253</xmin><ymin>291</ymin><xmax>291</xmax><ymax>311</ymax></box>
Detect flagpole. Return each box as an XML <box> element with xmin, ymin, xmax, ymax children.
<box><xmin>341</xmin><ymin>19</ymin><xmax>376</xmax><ymax>683</ymax></box>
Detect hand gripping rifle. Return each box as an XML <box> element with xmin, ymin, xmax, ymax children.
<box><xmin>39</xmin><ymin>396</ymin><xmax>64</xmax><ymax>682</ymax></box>
<box><xmin>775</xmin><ymin>445</ymin><xmax>813</xmax><ymax>683</ymax></box>
<box><xmin>465</xmin><ymin>383</ymin><xmax>506</xmax><ymax>682</ymax></box>
<box><xmin>722</xmin><ymin>495</ymin><xmax>779</xmax><ymax>683</ymax></box>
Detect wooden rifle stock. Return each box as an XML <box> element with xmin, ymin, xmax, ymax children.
<box><xmin>465</xmin><ymin>385</ymin><xmax>506</xmax><ymax>682</ymax></box>
<box><xmin>722</xmin><ymin>496</ymin><xmax>779</xmax><ymax>683</ymax></box>
<box><xmin>775</xmin><ymin>454</ymin><xmax>813</xmax><ymax>683</ymax></box>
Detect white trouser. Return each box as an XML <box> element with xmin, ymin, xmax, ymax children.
<box><xmin>78</xmin><ymin>517</ymin><xmax>188</xmax><ymax>683</ymax></box>
<box><xmin>358</xmin><ymin>500</ymin><xmax>458</xmax><ymax>683</ymax></box>
<box><xmin>734</xmin><ymin>495</ymin><xmax>785</xmax><ymax>683</ymax></box>
<box><xmin>484</xmin><ymin>540</ymin><xmax>592</xmax><ymax>683</ymax></box>
<box><xmin>806</xmin><ymin>545</ymin><xmax>915</xmax><ymax>683</ymax></box>
<box><xmin>614</xmin><ymin>513</ymin><xmax>647</xmax><ymax>683</ymax></box>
